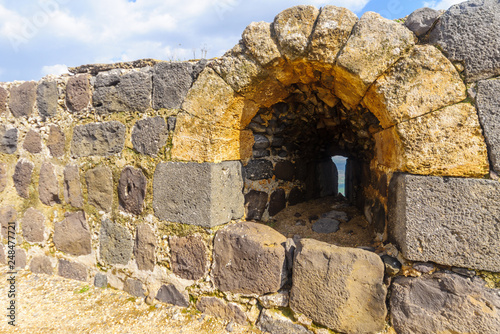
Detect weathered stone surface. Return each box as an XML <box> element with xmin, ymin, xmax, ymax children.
<box><xmin>47</xmin><ymin>125</ymin><xmax>66</xmax><ymax>157</ymax></box>
<box><xmin>0</xmin><ymin>125</ymin><xmax>18</xmax><ymax>154</ymax></box>
<box><xmin>58</xmin><ymin>259</ymin><xmax>87</xmax><ymax>282</ymax></box>
<box><xmin>36</xmin><ymin>80</ymin><xmax>58</xmax><ymax>118</ymax></box>
<box><xmin>13</xmin><ymin>159</ymin><xmax>33</xmax><ymax>198</ymax></box>
<box><xmin>244</xmin><ymin>190</ymin><xmax>268</xmax><ymax>221</ymax></box>
<box><xmin>131</xmin><ymin>117</ymin><xmax>167</xmax><ymax>156</ymax></box>
<box><xmin>253</xmin><ymin>134</ymin><xmax>270</xmax><ymax>150</ymax></box>
<box><xmin>268</xmin><ymin>188</ymin><xmax>286</xmax><ymax>217</ymax></box>
<box><xmin>288</xmin><ymin>187</ymin><xmax>306</xmax><ymax>206</ymax></box>
<box><xmin>153</xmin><ymin>161</ymin><xmax>244</xmax><ymax>227</ymax></box>
<box><xmin>23</xmin><ymin>130</ymin><xmax>42</xmax><ymax>154</ymax></box>
<box><xmin>66</xmin><ymin>74</ymin><xmax>91</xmax><ymax>112</ymax></box>
<box><xmin>9</xmin><ymin>81</ymin><xmax>37</xmax><ymax>117</ymax></box>
<box><xmin>39</xmin><ymin>162</ymin><xmax>60</xmax><ymax>206</ymax></box>
<box><xmin>334</xmin><ymin>12</ymin><xmax>415</xmax><ymax>109</ymax></box>
<box><xmin>258</xmin><ymin>291</ymin><xmax>289</xmax><ymax>309</ymax></box>
<box><xmin>29</xmin><ymin>256</ymin><xmax>53</xmax><ymax>275</ymax></box>
<box><xmin>86</xmin><ymin>166</ymin><xmax>113</xmax><ymax>212</ymax></box>
<box><xmin>308</xmin><ymin>6</ymin><xmax>358</xmax><ymax>64</ymax></box>
<box><xmin>0</xmin><ymin>162</ymin><xmax>7</xmax><ymax>193</ymax></box>
<box><xmin>0</xmin><ymin>206</ymin><xmax>16</xmax><ymax>240</ymax></box>
<box><xmin>94</xmin><ymin>273</ymin><xmax>107</xmax><ymax>288</ymax></box>
<box><xmin>364</xmin><ymin>45</ymin><xmax>466</xmax><ymax>128</ymax></box>
<box><xmin>312</xmin><ymin>218</ymin><xmax>340</xmax><ymax>234</ymax></box>
<box><xmin>124</xmin><ymin>278</ymin><xmax>146</xmax><ymax>298</ymax></box>
<box><xmin>274</xmin><ymin>160</ymin><xmax>294</xmax><ymax>181</ymax></box>
<box><xmin>391</xmin><ymin>273</ymin><xmax>500</xmax><ymax>334</ymax></box>
<box><xmin>93</xmin><ymin>69</ymin><xmax>152</xmax><ymax>113</ymax></box>
<box><xmin>0</xmin><ymin>87</ymin><xmax>7</xmax><ymax>115</ymax></box>
<box><xmin>170</xmin><ymin>235</ymin><xmax>207</xmax><ymax>280</ymax></box>
<box><xmin>118</xmin><ymin>166</ymin><xmax>146</xmax><ymax>215</ymax></box>
<box><xmin>429</xmin><ymin>0</ymin><xmax>500</xmax><ymax>82</ymax></box>
<box><xmin>290</xmin><ymin>238</ymin><xmax>387</xmax><ymax>333</ymax></box>
<box><xmin>99</xmin><ymin>219</ymin><xmax>133</xmax><ymax>265</ymax></box>
<box><xmin>0</xmin><ymin>245</ymin><xmax>4</xmax><ymax>264</ymax></box>
<box><xmin>212</xmin><ymin>222</ymin><xmax>287</xmax><ymax>294</ymax></box>
<box><xmin>388</xmin><ymin>173</ymin><xmax>500</xmax><ymax>272</ymax></box>
<box><xmin>63</xmin><ymin>165</ymin><xmax>83</xmax><ymax>208</ymax></box>
<box><xmin>15</xmin><ymin>248</ymin><xmax>26</xmax><ymax>269</ymax></box>
<box><xmin>22</xmin><ymin>208</ymin><xmax>45</xmax><ymax>243</ymax></box>
<box><xmin>242</xmin><ymin>21</ymin><xmax>281</xmax><ymax>66</ymax></box>
<box><xmin>53</xmin><ymin>211</ymin><xmax>91</xmax><ymax>256</ymax></box>
<box><xmin>152</xmin><ymin>62</ymin><xmax>196</xmax><ymax>109</ymax></box>
<box><xmin>196</xmin><ymin>297</ymin><xmax>247</xmax><ymax>325</ymax></box>
<box><xmin>257</xmin><ymin>309</ymin><xmax>312</xmax><ymax>334</ymax></box>
<box><xmin>477</xmin><ymin>78</ymin><xmax>500</xmax><ymax>174</ymax></box>
<box><xmin>273</xmin><ymin>6</ymin><xmax>319</xmax><ymax>60</ymax></box>
<box><xmin>156</xmin><ymin>284</ymin><xmax>189</xmax><ymax>307</ymax></box>
<box><xmin>71</xmin><ymin>121</ymin><xmax>125</xmax><ymax>157</ymax></box>
<box><xmin>134</xmin><ymin>223</ymin><xmax>156</xmax><ymax>271</ymax></box>
<box><xmin>405</xmin><ymin>7</ymin><xmax>441</xmax><ymax>37</ymax></box>
<box><xmin>244</xmin><ymin>160</ymin><xmax>273</xmax><ymax>180</ymax></box>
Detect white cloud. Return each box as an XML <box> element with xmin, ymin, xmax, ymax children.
<box><xmin>423</xmin><ymin>0</ymin><xmax>464</xmax><ymax>10</ymax></box>
<box><xmin>41</xmin><ymin>64</ymin><xmax>68</xmax><ymax>76</ymax></box>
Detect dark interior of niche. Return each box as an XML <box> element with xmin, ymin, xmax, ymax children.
<box><xmin>243</xmin><ymin>83</ymin><xmax>387</xmax><ymax>247</ymax></box>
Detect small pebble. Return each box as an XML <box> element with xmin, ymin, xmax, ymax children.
<box><xmin>381</xmin><ymin>255</ymin><xmax>402</xmax><ymax>276</ymax></box>
<box><xmin>452</xmin><ymin>267</ymin><xmax>476</xmax><ymax>278</ymax></box>
<box><xmin>413</xmin><ymin>262</ymin><xmax>435</xmax><ymax>273</ymax></box>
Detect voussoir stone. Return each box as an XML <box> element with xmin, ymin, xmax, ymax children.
<box><xmin>290</xmin><ymin>238</ymin><xmax>387</xmax><ymax>334</ymax></box>
<box><xmin>66</xmin><ymin>74</ymin><xmax>91</xmax><ymax>112</ymax></box>
<box><xmin>477</xmin><ymin>78</ymin><xmax>500</xmax><ymax>174</ymax></box>
<box><xmin>63</xmin><ymin>165</ymin><xmax>83</xmax><ymax>208</ymax></box>
<box><xmin>22</xmin><ymin>208</ymin><xmax>45</xmax><ymax>243</ymax></box>
<box><xmin>36</xmin><ymin>79</ymin><xmax>58</xmax><ymax>118</ymax></box>
<box><xmin>388</xmin><ymin>173</ymin><xmax>500</xmax><ymax>272</ymax></box>
<box><xmin>0</xmin><ymin>125</ymin><xmax>18</xmax><ymax>154</ymax></box>
<box><xmin>0</xmin><ymin>162</ymin><xmax>7</xmax><ymax>193</ymax></box>
<box><xmin>38</xmin><ymin>162</ymin><xmax>60</xmax><ymax>206</ymax></box>
<box><xmin>30</xmin><ymin>256</ymin><xmax>53</xmax><ymax>275</ymax></box>
<box><xmin>99</xmin><ymin>219</ymin><xmax>133</xmax><ymax>265</ymax></box>
<box><xmin>242</xmin><ymin>21</ymin><xmax>281</xmax><ymax>67</ymax></box>
<box><xmin>153</xmin><ymin>161</ymin><xmax>244</xmax><ymax>227</ymax></box>
<box><xmin>391</xmin><ymin>272</ymin><xmax>500</xmax><ymax>334</ymax></box>
<box><xmin>86</xmin><ymin>166</ymin><xmax>113</xmax><ymax>212</ymax></box>
<box><xmin>134</xmin><ymin>223</ymin><xmax>156</xmax><ymax>271</ymax></box>
<box><xmin>13</xmin><ymin>159</ymin><xmax>34</xmax><ymax>198</ymax></box>
<box><xmin>47</xmin><ymin>125</ymin><xmax>66</xmax><ymax>157</ymax></box>
<box><xmin>0</xmin><ymin>86</ymin><xmax>7</xmax><ymax>115</ymax></box>
<box><xmin>405</xmin><ymin>7</ymin><xmax>441</xmax><ymax>37</ymax></box>
<box><xmin>196</xmin><ymin>297</ymin><xmax>247</xmax><ymax>325</ymax></box>
<box><xmin>53</xmin><ymin>211</ymin><xmax>91</xmax><ymax>256</ymax></box>
<box><xmin>93</xmin><ymin>69</ymin><xmax>152</xmax><ymax>113</ymax></box>
<box><xmin>334</xmin><ymin>11</ymin><xmax>416</xmax><ymax>109</ymax></box>
<box><xmin>152</xmin><ymin>62</ymin><xmax>198</xmax><ymax>109</ymax></box>
<box><xmin>9</xmin><ymin>81</ymin><xmax>37</xmax><ymax>118</ymax></box>
<box><xmin>212</xmin><ymin>221</ymin><xmax>287</xmax><ymax>295</ymax></box>
<box><xmin>131</xmin><ymin>116</ymin><xmax>168</xmax><ymax>156</ymax></box>
<box><xmin>58</xmin><ymin>259</ymin><xmax>87</xmax><ymax>282</ymax></box>
<box><xmin>71</xmin><ymin>121</ymin><xmax>125</xmax><ymax>157</ymax></box>
<box><xmin>428</xmin><ymin>0</ymin><xmax>500</xmax><ymax>82</ymax></box>
<box><xmin>170</xmin><ymin>235</ymin><xmax>207</xmax><ymax>280</ymax></box>
<box><xmin>23</xmin><ymin>130</ymin><xmax>42</xmax><ymax>154</ymax></box>
<box><xmin>118</xmin><ymin>166</ymin><xmax>146</xmax><ymax>215</ymax></box>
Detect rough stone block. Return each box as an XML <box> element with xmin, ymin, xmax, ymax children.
<box><xmin>0</xmin><ymin>162</ymin><xmax>7</xmax><ymax>193</ymax></box>
<box><xmin>274</xmin><ymin>160</ymin><xmax>294</xmax><ymax>181</ymax></box>
<box><xmin>391</xmin><ymin>272</ymin><xmax>500</xmax><ymax>334</ymax></box>
<box><xmin>53</xmin><ymin>211</ymin><xmax>91</xmax><ymax>256</ymax></box>
<box><xmin>22</xmin><ymin>208</ymin><xmax>45</xmax><ymax>243</ymax></box>
<box><xmin>290</xmin><ymin>238</ymin><xmax>387</xmax><ymax>334</ymax></box>
<box><xmin>388</xmin><ymin>174</ymin><xmax>500</xmax><ymax>272</ymax></box>
<box><xmin>0</xmin><ymin>245</ymin><xmax>5</xmax><ymax>264</ymax></box>
<box><xmin>242</xmin><ymin>21</ymin><xmax>281</xmax><ymax>67</ymax></box>
<box><xmin>257</xmin><ymin>309</ymin><xmax>312</xmax><ymax>334</ymax></box>
<box><xmin>153</xmin><ymin>161</ymin><xmax>244</xmax><ymax>227</ymax></box>
<box><xmin>58</xmin><ymin>259</ymin><xmax>87</xmax><ymax>282</ymax></box>
<box><xmin>244</xmin><ymin>160</ymin><xmax>273</xmax><ymax>180</ymax></box>
<box><xmin>9</xmin><ymin>81</ymin><xmax>37</xmax><ymax>117</ymax></box>
<box><xmin>14</xmin><ymin>248</ymin><xmax>26</xmax><ymax>269</ymax></box>
<box><xmin>196</xmin><ymin>297</ymin><xmax>247</xmax><ymax>325</ymax></box>
<box><xmin>93</xmin><ymin>69</ymin><xmax>152</xmax><ymax>113</ymax></box>
<box><xmin>71</xmin><ymin>121</ymin><xmax>125</xmax><ymax>157</ymax></box>
<box><xmin>66</xmin><ymin>74</ymin><xmax>91</xmax><ymax>112</ymax></box>
<box><xmin>156</xmin><ymin>284</ymin><xmax>189</xmax><ymax>307</ymax></box>
<box><xmin>0</xmin><ymin>206</ymin><xmax>17</xmax><ymax>240</ymax></box>
<box><xmin>47</xmin><ymin>125</ymin><xmax>65</xmax><ymax>157</ymax></box>
<box><xmin>0</xmin><ymin>86</ymin><xmax>7</xmax><ymax>115</ymax></box>
<box><xmin>118</xmin><ymin>166</ymin><xmax>146</xmax><ymax>215</ymax></box>
<box><xmin>63</xmin><ymin>165</ymin><xmax>83</xmax><ymax>208</ymax></box>
<box><xmin>477</xmin><ymin>78</ymin><xmax>500</xmax><ymax>174</ymax></box>
<box><xmin>94</xmin><ymin>273</ymin><xmax>107</xmax><ymax>288</ymax></box>
<box><xmin>23</xmin><ymin>130</ymin><xmax>42</xmax><ymax>154</ymax></box>
<box><xmin>38</xmin><ymin>162</ymin><xmax>60</xmax><ymax>206</ymax></box>
<box><xmin>29</xmin><ymin>256</ymin><xmax>53</xmax><ymax>275</ymax></box>
<box><xmin>244</xmin><ymin>190</ymin><xmax>268</xmax><ymax>221</ymax></box>
<box><xmin>153</xmin><ymin>62</ymin><xmax>197</xmax><ymax>109</ymax></box>
<box><xmin>131</xmin><ymin>116</ymin><xmax>168</xmax><ymax>156</ymax></box>
<box><xmin>99</xmin><ymin>219</ymin><xmax>133</xmax><ymax>265</ymax></box>
<box><xmin>134</xmin><ymin>223</ymin><xmax>156</xmax><ymax>271</ymax></box>
<box><xmin>13</xmin><ymin>159</ymin><xmax>33</xmax><ymax>198</ymax></box>
<box><xmin>268</xmin><ymin>188</ymin><xmax>286</xmax><ymax>217</ymax></box>
<box><xmin>124</xmin><ymin>278</ymin><xmax>145</xmax><ymax>298</ymax></box>
<box><xmin>0</xmin><ymin>125</ymin><xmax>18</xmax><ymax>154</ymax></box>
<box><xmin>86</xmin><ymin>166</ymin><xmax>113</xmax><ymax>212</ymax></box>
<box><xmin>405</xmin><ymin>7</ymin><xmax>441</xmax><ymax>37</ymax></box>
<box><xmin>169</xmin><ymin>235</ymin><xmax>207</xmax><ymax>280</ymax></box>
<box><xmin>212</xmin><ymin>222</ymin><xmax>287</xmax><ymax>295</ymax></box>
<box><xmin>429</xmin><ymin>0</ymin><xmax>500</xmax><ymax>82</ymax></box>
<box><xmin>36</xmin><ymin>80</ymin><xmax>58</xmax><ymax>118</ymax></box>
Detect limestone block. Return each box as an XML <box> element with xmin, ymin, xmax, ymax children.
<box><xmin>53</xmin><ymin>211</ymin><xmax>91</xmax><ymax>256</ymax></box>
<box><xmin>364</xmin><ymin>45</ymin><xmax>466</xmax><ymax>128</ymax></box>
<box><xmin>63</xmin><ymin>165</ymin><xmax>83</xmax><ymax>208</ymax></box>
<box><xmin>22</xmin><ymin>208</ymin><xmax>45</xmax><ymax>243</ymax></box>
<box><xmin>334</xmin><ymin>12</ymin><xmax>415</xmax><ymax>109</ymax></box>
<box><xmin>257</xmin><ymin>309</ymin><xmax>312</xmax><ymax>334</ymax></box>
<box><xmin>38</xmin><ymin>162</ymin><xmax>60</xmax><ymax>206</ymax></box>
<box><xmin>71</xmin><ymin>121</ymin><xmax>125</xmax><ymax>157</ymax></box>
<box><xmin>13</xmin><ymin>159</ymin><xmax>33</xmax><ymax>198</ymax></box>
<box><xmin>118</xmin><ymin>166</ymin><xmax>146</xmax><ymax>215</ymax></box>
<box><xmin>131</xmin><ymin>116</ymin><xmax>167</xmax><ymax>156</ymax></box>
<box><xmin>0</xmin><ymin>87</ymin><xmax>7</xmax><ymax>115</ymax></box>
<box><xmin>9</xmin><ymin>81</ymin><xmax>37</xmax><ymax>118</ymax></box>
<box><xmin>93</xmin><ymin>69</ymin><xmax>152</xmax><ymax>113</ymax></box>
<box><xmin>170</xmin><ymin>235</ymin><xmax>207</xmax><ymax>280</ymax></box>
<box><xmin>152</xmin><ymin>62</ymin><xmax>198</xmax><ymax>109</ymax></box>
<box><xmin>153</xmin><ymin>161</ymin><xmax>244</xmax><ymax>227</ymax></box>
<box><xmin>196</xmin><ymin>297</ymin><xmax>247</xmax><ymax>325</ymax></box>
<box><xmin>99</xmin><ymin>219</ymin><xmax>133</xmax><ymax>265</ymax></box>
<box><xmin>289</xmin><ymin>238</ymin><xmax>387</xmax><ymax>334</ymax></box>
<box><xmin>66</xmin><ymin>74</ymin><xmax>91</xmax><ymax>112</ymax></box>
<box><xmin>86</xmin><ymin>165</ymin><xmax>113</xmax><ymax>212</ymax></box>
<box><xmin>29</xmin><ymin>256</ymin><xmax>53</xmax><ymax>275</ymax></box>
<box><xmin>36</xmin><ymin>80</ymin><xmax>58</xmax><ymax>118</ymax></box>
<box><xmin>0</xmin><ymin>125</ymin><xmax>18</xmax><ymax>154</ymax></box>
<box><xmin>476</xmin><ymin>78</ymin><xmax>500</xmax><ymax>174</ymax></box>
<box><xmin>405</xmin><ymin>7</ymin><xmax>442</xmax><ymax>37</ymax></box>
<box><xmin>0</xmin><ymin>162</ymin><xmax>7</xmax><ymax>193</ymax></box>
<box><xmin>47</xmin><ymin>125</ymin><xmax>65</xmax><ymax>158</ymax></box>
<box><xmin>23</xmin><ymin>130</ymin><xmax>42</xmax><ymax>154</ymax></box>
<box><xmin>134</xmin><ymin>223</ymin><xmax>156</xmax><ymax>271</ymax></box>
<box><xmin>428</xmin><ymin>0</ymin><xmax>500</xmax><ymax>82</ymax></box>
<box><xmin>58</xmin><ymin>259</ymin><xmax>87</xmax><ymax>282</ymax></box>
<box><xmin>242</xmin><ymin>21</ymin><xmax>281</xmax><ymax>67</ymax></box>
<box><xmin>212</xmin><ymin>222</ymin><xmax>287</xmax><ymax>295</ymax></box>
<box><xmin>391</xmin><ymin>273</ymin><xmax>500</xmax><ymax>334</ymax></box>
<box><xmin>388</xmin><ymin>173</ymin><xmax>500</xmax><ymax>272</ymax></box>
<box><xmin>156</xmin><ymin>284</ymin><xmax>189</xmax><ymax>307</ymax></box>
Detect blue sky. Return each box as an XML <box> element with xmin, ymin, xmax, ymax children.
<box><xmin>0</xmin><ymin>0</ymin><xmax>463</xmax><ymax>82</ymax></box>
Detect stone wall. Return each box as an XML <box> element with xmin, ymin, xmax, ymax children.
<box><xmin>1</xmin><ymin>1</ymin><xmax>500</xmax><ymax>333</ymax></box>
